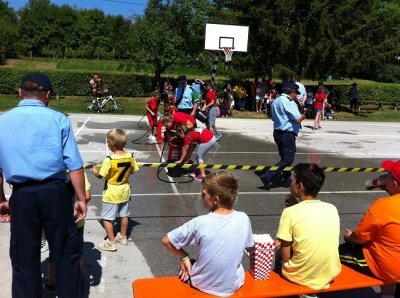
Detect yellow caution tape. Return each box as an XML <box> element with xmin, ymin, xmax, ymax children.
<box><xmin>84</xmin><ymin>163</ymin><xmax>385</xmax><ymax>173</ymax></box>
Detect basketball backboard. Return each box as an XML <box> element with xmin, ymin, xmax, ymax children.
<box><xmin>204</xmin><ymin>23</ymin><xmax>249</xmax><ymax>52</ymax></box>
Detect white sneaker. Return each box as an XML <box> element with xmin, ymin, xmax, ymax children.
<box><xmin>41</xmin><ymin>238</ymin><xmax>49</xmax><ymax>253</ymax></box>
<box><xmin>299</xmin><ymin>294</ymin><xmax>318</xmax><ymax>298</ymax></box>
<box><xmin>115</xmin><ymin>232</ymin><xmax>128</xmax><ymax>245</ymax></box>
<box><xmin>97</xmin><ymin>239</ymin><xmax>117</xmax><ymax>251</ymax></box>
<box><xmin>147</xmin><ymin>135</ymin><xmax>153</xmax><ymax>140</ymax></box>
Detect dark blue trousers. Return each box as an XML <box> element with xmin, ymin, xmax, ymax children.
<box><xmin>9</xmin><ymin>179</ymin><xmax>84</xmax><ymax>298</ymax></box>
<box><xmin>262</xmin><ymin>129</ymin><xmax>297</xmax><ymax>182</ymax></box>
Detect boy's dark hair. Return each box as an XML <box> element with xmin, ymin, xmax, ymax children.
<box><xmin>151</xmin><ymin>90</ymin><xmax>161</xmax><ymax>98</ymax></box>
<box><xmin>293</xmin><ymin>163</ymin><xmax>325</xmax><ymax>197</ymax></box>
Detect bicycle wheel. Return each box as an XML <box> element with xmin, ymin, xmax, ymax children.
<box><xmin>108</xmin><ymin>101</ymin><xmax>124</xmax><ymax>113</ymax></box>
<box><xmin>81</xmin><ymin>100</ymin><xmax>95</xmax><ymax>112</ymax></box>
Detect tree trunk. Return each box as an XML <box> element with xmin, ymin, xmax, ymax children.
<box><xmin>154</xmin><ymin>67</ymin><xmax>162</xmax><ymax>92</ymax></box>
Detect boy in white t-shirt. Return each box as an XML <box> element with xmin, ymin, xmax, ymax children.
<box><xmin>162</xmin><ymin>172</ymin><xmax>254</xmax><ymax>297</ymax></box>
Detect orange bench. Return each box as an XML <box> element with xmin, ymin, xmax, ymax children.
<box><xmin>132</xmin><ymin>265</ymin><xmax>384</xmax><ymax>298</ymax></box>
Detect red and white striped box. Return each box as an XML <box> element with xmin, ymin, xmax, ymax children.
<box><xmin>249</xmin><ymin>235</ymin><xmax>275</xmax><ymax>280</ymax></box>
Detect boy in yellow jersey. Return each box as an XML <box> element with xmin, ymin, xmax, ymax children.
<box><xmin>91</xmin><ymin>128</ymin><xmax>139</xmax><ymax>251</ymax></box>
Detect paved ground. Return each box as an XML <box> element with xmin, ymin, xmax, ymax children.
<box><xmin>1</xmin><ymin>114</ymin><xmax>399</xmax><ymax>298</ymax></box>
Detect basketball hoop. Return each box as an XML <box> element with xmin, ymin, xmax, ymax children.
<box><xmin>223</xmin><ymin>47</ymin><xmax>234</xmax><ymax>62</ymax></box>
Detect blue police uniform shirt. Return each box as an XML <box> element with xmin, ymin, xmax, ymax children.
<box><xmin>0</xmin><ymin>99</ymin><xmax>83</xmax><ymax>183</ymax></box>
<box><xmin>295</xmin><ymin>81</ymin><xmax>306</xmax><ymax>102</ymax></box>
<box><xmin>176</xmin><ymin>85</ymin><xmax>194</xmax><ymax>109</ymax></box>
<box><xmin>271</xmin><ymin>94</ymin><xmax>301</xmax><ymax>134</ymax></box>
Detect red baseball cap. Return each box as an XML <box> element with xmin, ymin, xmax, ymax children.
<box><xmin>381</xmin><ymin>160</ymin><xmax>400</xmax><ymax>182</ymax></box>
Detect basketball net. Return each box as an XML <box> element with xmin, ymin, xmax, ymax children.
<box><xmin>223</xmin><ymin>47</ymin><xmax>234</xmax><ymax>62</ymax></box>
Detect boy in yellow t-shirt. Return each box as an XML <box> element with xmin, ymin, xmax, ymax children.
<box><xmin>275</xmin><ymin>163</ymin><xmax>341</xmax><ymax>294</ymax></box>
<box><xmin>91</xmin><ymin>128</ymin><xmax>139</xmax><ymax>251</ymax></box>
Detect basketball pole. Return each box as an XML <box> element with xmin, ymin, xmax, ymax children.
<box><xmin>224</xmin><ymin>57</ymin><xmax>228</xmax><ymax>79</ymax></box>
<box><xmin>211</xmin><ymin>54</ymin><xmax>218</xmax><ymax>83</ymax></box>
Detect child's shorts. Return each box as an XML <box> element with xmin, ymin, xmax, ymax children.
<box><xmin>101</xmin><ymin>201</ymin><xmax>130</xmax><ymax>221</ymax></box>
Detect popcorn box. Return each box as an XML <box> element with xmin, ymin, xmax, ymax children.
<box><xmin>249</xmin><ymin>234</ymin><xmax>275</xmax><ymax>280</ymax></box>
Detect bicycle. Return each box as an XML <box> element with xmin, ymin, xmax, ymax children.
<box><xmin>81</xmin><ymin>93</ymin><xmax>124</xmax><ymax>113</ymax></box>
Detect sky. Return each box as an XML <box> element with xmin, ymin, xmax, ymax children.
<box><xmin>8</xmin><ymin>0</ymin><xmax>148</xmax><ymax>18</ymax></box>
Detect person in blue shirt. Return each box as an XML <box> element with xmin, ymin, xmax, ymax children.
<box><xmin>0</xmin><ymin>73</ymin><xmax>87</xmax><ymax>298</ymax></box>
<box><xmin>257</xmin><ymin>81</ymin><xmax>305</xmax><ymax>190</ymax></box>
<box><xmin>175</xmin><ymin>75</ymin><xmax>200</xmax><ymax>116</ymax></box>
<box><xmin>347</xmin><ymin>83</ymin><xmax>358</xmax><ymax>113</ymax></box>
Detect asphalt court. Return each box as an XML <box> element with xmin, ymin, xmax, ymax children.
<box><xmin>1</xmin><ymin>114</ymin><xmax>399</xmax><ymax>297</ymax></box>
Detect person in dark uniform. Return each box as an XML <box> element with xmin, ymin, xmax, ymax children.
<box><xmin>0</xmin><ymin>73</ymin><xmax>87</xmax><ymax>298</ymax></box>
<box><xmin>257</xmin><ymin>81</ymin><xmax>305</xmax><ymax>190</ymax></box>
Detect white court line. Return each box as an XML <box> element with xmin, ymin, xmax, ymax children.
<box><xmin>154</xmin><ymin>142</ymin><xmax>179</xmax><ymax>194</ymax></box>
<box><xmin>249</xmin><ymin>132</ymin><xmax>399</xmax><ymax>138</ymax></box>
<box><xmin>74</xmin><ymin>116</ymin><xmax>90</xmax><ymax>137</ymax></box>
<box><xmin>2</xmin><ymin>189</ymin><xmax>382</xmax><ymax>200</ymax></box>
<box><xmin>78</xmin><ymin>150</ymin><xmax>397</xmax><ymax>157</ymax></box>
<box><xmin>85</xmin><ymin>190</ymin><xmax>384</xmax><ymax>198</ymax></box>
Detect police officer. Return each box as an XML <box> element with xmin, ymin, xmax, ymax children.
<box><xmin>258</xmin><ymin>81</ymin><xmax>305</xmax><ymax>190</ymax></box>
<box><xmin>175</xmin><ymin>75</ymin><xmax>199</xmax><ymax>116</ymax></box>
<box><xmin>0</xmin><ymin>73</ymin><xmax>87</xmax><ymax>298</ymax></box>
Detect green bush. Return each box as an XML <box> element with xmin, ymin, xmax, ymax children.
<box><xmin>273</xmin><ymin>64</ymin><xmax>294</xmax><ymax>81</ymax></box>
<box><xmin>376</xmin><ymin>64</ymin><xmax>400</xmax><ymax>83</ymax></box>
<box><xmin>2</xmin><ymin>66</ymin><xmax>397</xmax><ymax>103</ymax></box>
<box><xmin>325</xmin><ymin>83</ymin><xmax>400</xmax><ymax>105</ymax></box>
<box><xmin>358</xmin><ymin>83</ymin><xmax>400</xmax><ymax>102</ymax></box>
<box><xmin>0</xmin><ymin>68</ymin><xmax>156</xmax><ymax>97</ymax></box>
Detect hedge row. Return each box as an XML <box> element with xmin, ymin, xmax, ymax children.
<box><xmin>0</xmin><ymin>68</ymin><xmax>157</xmax><ymax>97</ymax></box>
<box><xmin>325</xmin><ymin>84</ymin><xmax>400</xmax><ymax>105</ymax></box>
<box><xmin>0</xmin><ymin>68</ymin><xmax>399</xmax><ymax>103</ymax></box>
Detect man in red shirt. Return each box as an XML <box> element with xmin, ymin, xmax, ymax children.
<box><xmin>340</xmin><ymin>160</ymin><xmax>400</xmax><ymax>298</ymax></box>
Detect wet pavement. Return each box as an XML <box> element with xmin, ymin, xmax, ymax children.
<box><xmin>1</xmin><ymin>114</ymin><xmax>399</xmax><ymax>297</ymax></box>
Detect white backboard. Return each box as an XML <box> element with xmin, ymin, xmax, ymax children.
<box><xmin>205</xmin><ymin>23</ymin><xmax>249</xmax><ymax>52</ymax></box>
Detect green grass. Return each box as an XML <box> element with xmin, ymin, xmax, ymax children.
<box><xmin>1</xmin><ymin>94</ymin><xmax>399</xmax><ymax>121</ymax></box>
<box><xmin>334</xmin><ymin>107</ymin><xmax>400</xmax><ymax>121</ymax></box>
<box><xmin>4</xmin><ymin>57</ymin><xmax>210</xmax><ymax>78</ymax></box>
<box><xmin>0</xmin><ymin>94</ymin><xmax>148</xmax><ymax>115</ymax></box>
<box><xmin>5</xmin><ymin>58</ymin><xmax>57</xmax><ymax>70</ymax></box>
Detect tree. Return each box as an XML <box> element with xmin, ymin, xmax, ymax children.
<box><xmin>18</xmin><ymin>0</ymin><xmax>55</xmax><ymax>56</ymax></box>
<box><xmin>48</xmin><ymin>5</ymin><xmax>79</xmax><ymax>57</ymax></box>
<box><xmin>106</xmin><ymin>15</ymin><xmax>132</xmax><ymax>60</ymax></box>
<box><xmin>0</xmin><ymin>0</ymin><xmax>19</xmax><ymax>64</ymax></box>
<box><xmin>76</xmin><ymin>9</ymin><xmax>113</xmax><ymax>59</ymax></box>
<box><xmin>128</xmin><ymin>0</ymin><xmax>213</xmax><ymax>88</ymax></box>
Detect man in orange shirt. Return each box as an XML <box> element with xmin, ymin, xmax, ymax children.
<box><xmin>340</xmin><ymin>159</ymin><xmax>400</xmax><ymax>298</ymax></box>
